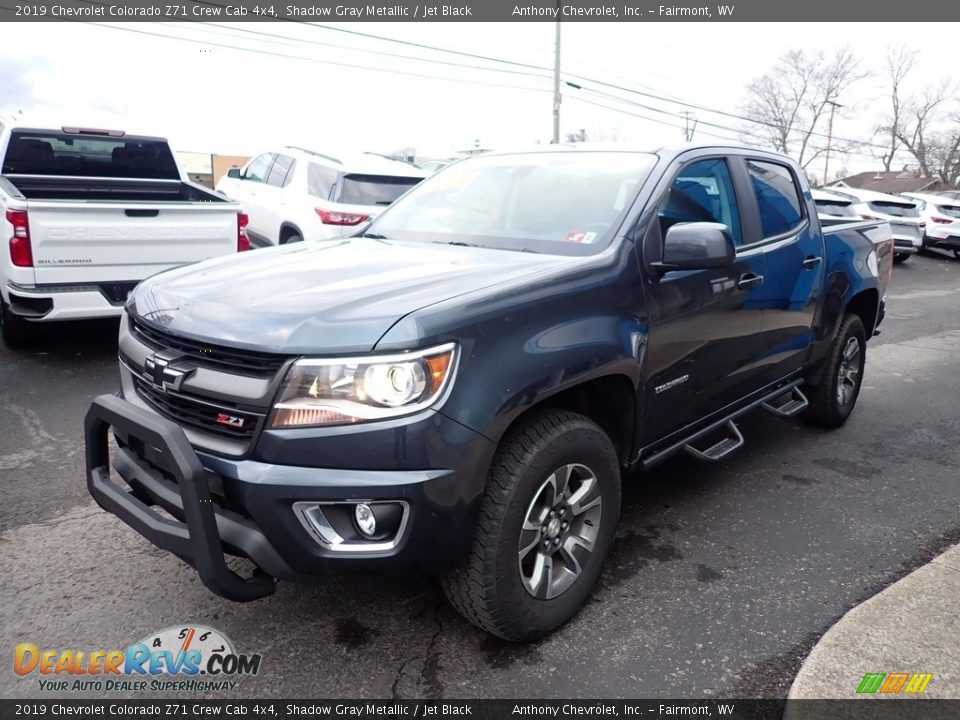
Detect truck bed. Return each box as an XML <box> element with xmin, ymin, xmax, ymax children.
<box><xmin>1</xmin><ymin>174</ymin><xmax>225</xmax><ymax>203</ymax></box>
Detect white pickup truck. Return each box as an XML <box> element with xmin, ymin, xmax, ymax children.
<box><xmin>0</xmin><ymin>123</ymin><xmax>248</xmax><ymax>346</ymax></box>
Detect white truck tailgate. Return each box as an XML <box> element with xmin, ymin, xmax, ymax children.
<box><xmin>26</xmin><ymin>202</ymin><xmax>237</xmax><ymax>284</ymax></box>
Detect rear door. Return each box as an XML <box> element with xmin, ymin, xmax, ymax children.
<box><xmin>643</xmin><ymin>155</ymin><xmax>767</xmax><ymax>437</ymax></box>
<box><xmin>736</xmin><ymin>157</ymin><xmax>824</xmax><ymax>383</ymax></box>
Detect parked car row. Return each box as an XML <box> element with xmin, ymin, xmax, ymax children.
<box><xmin>815</xmin><ymin>185</ymin><xmax>960</xmax><ymax>261</ymax></box>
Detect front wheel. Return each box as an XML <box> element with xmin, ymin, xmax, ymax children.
<box><xmin>801</xmin><ymin>314</ymin><xmax>866</xmax><ymax>428</ymax></box>
<box><xmin>441</xmin><ymin>409</ymin><xmax>621</xmax><ymax>641</ymax></box>
<box><xmin>893</xmin><ymin>253</ymin><xmax>910</xmax><ymax>264</ymax></box>
<box><xmin>953</xmin><ymin>249</ymin><xmax>960</xmax><ymax>261</ymax></box>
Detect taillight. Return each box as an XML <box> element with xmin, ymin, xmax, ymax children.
<box><xmin>932</xmin><ymin>216</ymin><xmax>953</xmax><ymax>224</ymax></box>
<box><xmin>315</xmin><ymin>209</ymin><xmax>369</xmax><ymax>226</ymax></box>
<box><xmin>6</xmin><ymin>209</ymin><xmax>32</xmax><ymax>267</ymax></box>
<box><xmin>237</xmin><ymin>212</ymin><xmax>250</xmax><ymax>252</ymax></box>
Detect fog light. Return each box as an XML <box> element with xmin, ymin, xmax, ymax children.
<box><xmin>354</xmin><ymin>503</ymin><xmax>376</xmax><ymax>537</ymax></box>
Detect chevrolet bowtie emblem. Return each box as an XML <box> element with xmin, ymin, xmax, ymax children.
<box><xmin>144</xmin><ymin>355</ymin><xmax>193</xmax><ymax>393</ymax></box>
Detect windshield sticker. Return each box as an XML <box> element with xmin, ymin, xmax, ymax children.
<box><xmin>564</xmin><ymin>230</ymin><xmax>599</xmax><ymax>244</ymax></box>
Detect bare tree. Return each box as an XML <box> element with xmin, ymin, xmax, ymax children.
<box><xmin>876</xmin><ymin>46</ymin><xmax>917</xmax><ymax>171</ymax></box>
<box><xmin>565</xmin><ymin>128</ymin><xmax>588</xmax><ymax>143</ymax></box>
<box><xmin>742</xmin><ymin>47</ymin><xmax>865</xmax><ymax>169</ymax></box>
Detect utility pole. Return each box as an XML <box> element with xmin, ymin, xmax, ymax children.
<box><xmin>680</xmin><ymin>111</ymin><xmax>697</xmax><ymax>142</ymax></box>
<box><xmin>823</xmin><ymin>100</ymin><xmax>842</xmax><ymax>186</ymax></box>
<box><xmin>552</xmin><ymin>15</ymin><xmax>561</xmax><ymax>144</ymax></box>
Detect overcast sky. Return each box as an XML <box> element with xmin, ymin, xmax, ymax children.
<box><xmin>0</xmin><ymin>22</ymin><xmax>955</xmax><ymax>178</ymax></box>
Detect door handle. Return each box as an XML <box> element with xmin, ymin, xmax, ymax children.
<box><xmin>737</xmin><ymin>273</ymin><xmax>764</xmax><ymax>291</ymax></box>
<box><xmin>802</xmin><ymin>256</ymin><xmax>822</xmax><ymax>269</ymax></box>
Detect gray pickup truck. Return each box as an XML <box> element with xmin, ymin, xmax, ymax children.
<box><xmin>85</xmin><ymin>144</ymin><xmax>894</xmax><ymax>640</ymax></box>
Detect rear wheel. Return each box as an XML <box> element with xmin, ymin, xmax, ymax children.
<box><xmin>801</xmin><ymin>314</ymin><xmax>866</xmax><ymax>429</ymax></box>
<box><xmin>954</xmin><ymin>249</ymin><xmax>960</xmax><ymax>261</ymax></box>
<box><xmin>441</xmin><ymin>409</ymin><xmax>621</xmax><ymax>641</ymax></box>
<box><xmin>893</xmin><ymin>253</ymin><xmax>910</xmax><ymax>264</ymax></box>
<box><xmin>0</xmin><ymin>301</ymin><xmax>36</xmax><ymax>348</ymax></box>
<box><xmin>280</xmin><ymin>231</ymin><xmax>303</xmax><ymax>245</ymax></box>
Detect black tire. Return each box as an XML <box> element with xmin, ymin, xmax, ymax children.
<box><xmin>801</xmin><ymin>314</ymin><xmax>866</xmax><ymax>429</ymax></box>
<box><xmin>441</xmin><ymin>409</ymin><xmax>621</xmax><ymax>641</ymax></box>
<box><xmin>0</xmin><ymin>301</ymin><xmax>35</xmax><ymax>348</ymax></box>
<box><xmin>953</xmin><ymin>249</ymin><xmax>960</xmax><ymax>261</ymax></box>
<box><xmin>280</xmin><ymin>232</ymin><xmax>303</xmax><ymax>245</ymax></box>
<box><xmin>893</xmin><ymin>253</ymin><xmax>910</xmax><ymax>264</ymax></box>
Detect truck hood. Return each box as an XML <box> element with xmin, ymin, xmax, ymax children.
<box><xmin>132</xmin><ymin>237</ymin><xmax>571</xmax><ymax>354</ymax></box>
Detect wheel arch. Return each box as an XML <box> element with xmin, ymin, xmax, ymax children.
<box><xmin>279</xmin><ymin>222</ymin><xmax>303</xmax><ymax>244</ymax></box>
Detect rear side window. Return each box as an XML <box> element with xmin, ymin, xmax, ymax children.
<box><xmin>936</xmin><ymin>205</ymin><xmax>960</xmax><ymax>219</ymax></box>
<box><xmin>867</xmin><ymin>201</ymin><xmax>918</xmax><ymax>218</ymax></box>
<box><xmin>746</xmin><ymin>160</ymin><xmax>805</xmax><ymax>238</ymax></box>
<box><xmin>2</xmin><ymin>130</ymin><xmax>179</xmax><ymax>179</ymax></box>
<box><xmin>307</xmin><ymin>162</ymin><xmax>339</xmax><ymax>200</ymax></box>
<box><xmin>266</xmin><ymin>154</ymin><xmax>295</xmax><ymax>187</ymax></box>
<box><xmin>338</xmin><ymin>174</ymin><xmax>422</xmax><ymax>206</ymax></box>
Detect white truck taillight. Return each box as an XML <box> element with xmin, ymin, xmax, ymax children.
<box><xmin>237</xmin><ymin>212</ymin><xmax>250</xmax><ymax>252</ymax></box>
<box><xmin>315</xmin><ymin>209</ymin><xmax>369</xmax><ymax>226</ymax></box>
<box><xmin>6</xmin><ymin>209</ymin><xmax>32</xmax><ymax>267</ymax></box>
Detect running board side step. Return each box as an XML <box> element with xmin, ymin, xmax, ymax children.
<box><xmin>639</xmin><ymin>378</ymin><xmax>804</xmax><ymax>470</ymax></box>
<box><xmin>684</xmin><ymin>421</ymin><xmax>744</xmax><ymax>462</ymax></box>
<box><xmin>761</xmin><ymin>386</ymin><xmax>809</xmax><ymax>418</ymax></box>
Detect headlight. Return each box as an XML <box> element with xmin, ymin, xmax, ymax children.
<box><xmin>268</xmin><ymin>343</ymin><xmax>457</xmax><ymax>428</ymax></box>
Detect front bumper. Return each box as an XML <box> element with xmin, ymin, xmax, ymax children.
<box><xmin>85</xmin><ymin>394</ymin><xmax>493</xmax><ymax>602</ymax></box>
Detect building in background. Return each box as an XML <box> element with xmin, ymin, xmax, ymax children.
<box><xmin>176</xmin><ymin>151</ymin><xmax>250</xmax><ymax>189</ymax></box>
<box><xmin>832</xmin><ymin>170</ymin><xmax>944</xmax><ymax>195</ymax></box>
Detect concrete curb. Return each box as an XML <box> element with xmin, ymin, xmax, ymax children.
<box><xmin>788</xmin><ymin>543</ymin><xmax>960</xmax><ymax>699</ymax></box>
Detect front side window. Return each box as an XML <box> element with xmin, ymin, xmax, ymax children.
<box><xmin>244</xmin><ymin>153</ymin><xmax>274</xmax><ymax>183</ymax></box>
<box><xmin>746</xmin><ymin>160</ymin><xmax>804</xmax><ymax>238</ymax></box>
<box><xmin>659</xmin><ymin>157</ymin><xmax>743</xmax><ymax>245</ymax></box>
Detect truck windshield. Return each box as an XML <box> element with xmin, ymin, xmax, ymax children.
<box><xmin>369</xmin><ymin>151</ymin><xmax>657</xmax><ymax>255</ymax></box>
<box><xmin>1</xmin><ymin>130</ymin><xmax>180</xmax><ymax>179</ymax></box>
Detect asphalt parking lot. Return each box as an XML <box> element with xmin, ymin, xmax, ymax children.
<box><xmin>2</xmin><ymin>249</ymin><xmax>959</xmax><ymax>700</ymax></box>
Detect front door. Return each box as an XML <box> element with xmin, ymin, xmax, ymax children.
<box><xmin>642</xmin><ymin>155</ymin><xmax>768</xmax><ymax>440</ymax></box>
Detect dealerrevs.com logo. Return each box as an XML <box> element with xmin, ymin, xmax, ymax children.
<box><xmin>14</xmin><ymin>625</ymin><xmax>262</xmax><ymax>693</ymax></box>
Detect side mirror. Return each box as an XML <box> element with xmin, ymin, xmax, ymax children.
<box><xmin>227</xmin><ymin>168</ymin><xmax>242</xmax><ymax>179</ymax></box>
<box><xmin>654</xmin><ymin>222</ymin><xmax>735</xmax><ymax>272</ymax></box>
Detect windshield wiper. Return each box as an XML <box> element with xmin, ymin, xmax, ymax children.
<box><xmin>434</xmin><ymin>240</ymin><xmax>479</xmax><ymax>248</ymax></box>
<box><xmin>361</xmin><ymin>232</ymin><xmax>390</xmax><ymax>240</ymax></box>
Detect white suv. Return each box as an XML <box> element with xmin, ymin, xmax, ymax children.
<box><xmin>901</xmin><ymin>192</ymin><xmax>960</xmax><ymax>260</ymax></box>
<box><xmin>216</xmin><ymin>147</ymin><xmax>427</xmax><ymax>246</ymax></box>
<box><xmin>826</xmin><ymin>186</ymin><xmax>925</xmax><ymax>263</ymax></box>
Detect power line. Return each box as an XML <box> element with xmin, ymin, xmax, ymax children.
<box><xmin>86</xmin><ymin>23</ymin><xmax>553</xmax><ymax>95</ymax></box>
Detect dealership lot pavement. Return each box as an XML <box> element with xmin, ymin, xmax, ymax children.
<box><xmin>2</xmin><ymin>250</ymin><xmax>959</xmax><ymax>699</ymax></box>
